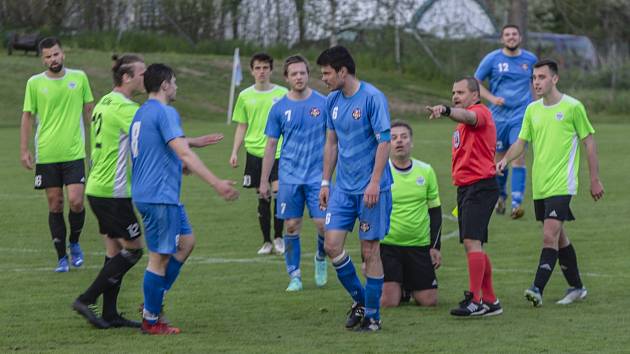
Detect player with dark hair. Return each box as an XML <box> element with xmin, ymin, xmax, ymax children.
<box><xmin>426</xmin><ymin>76</ymin><xmax>502</xmax><ymax>317</ymax></box>
<box><xmin>230</xmin><ymin>53</ymin><xmax>288</xmax><ymax>255</ymax></box>
<box><xmin>475</xmin><ymin>24</ymin><xmax>538</xmax><ymax>219</ymax></box>
<box><xmin>259</xmin><ymin>55</ymin><xmax>328</xmax><ymax>291</ymax></box>
<box><xmin>20</xmin><ymin>37</ymin><xmax>94</xmax><ymax>272</ymax></box>
<box><xmin>317</xmin><ymin>45</ymin><xmax>393</xmax><ymax>332</ymax></box>
<box><xmin>497</xmin><ymin>59</ymin><xmax>604</xmax><ymax>307</ymax></box>
<box><xmin>132</xmin><ymin>63</ymin><xmax>239</xmax><ymax>334</ymax></box>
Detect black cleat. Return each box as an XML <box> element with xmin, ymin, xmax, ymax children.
<box><xmin>354</xmin><ymin>317</ymin><xmax>382</xmax><ymax>332</ymax></box>
<box><xmin>345</xmin><ymin>302</ymin><xmax>365</xmax><ymax>329</ymax></box>
<box><xmin>450</xmin><ymin>291</ymin><xmax>487</xmax><ymax>317</ymax></box>
<box><xmin>105</xmin><ymin>312</ymin><xmax>142</xmax><ymax>328</ymax></box>
<box><xmin>72</xmin><ymin>299</ymin><xmax>110</xmax><ymax>329</ymax></box>
<box><xmin>482</xmin><ymin>299</ymin><xmax>503</xmax><ymax>317</ymax></box>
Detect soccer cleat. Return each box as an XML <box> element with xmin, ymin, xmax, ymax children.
<box><xmin>257</xmin><ymin>242</ymin><xmax>273</xmax><ymax>255</ymax></box>
<box><xmin>524</xmin><ymin>286</ymin><xmax>543</xmax><ymax>307</ymax></box>
<box><xmin>314</xmin><ymin>256</ymin><xmax>327</xmax><ymax>287</ymax></box>
<box><xmin>55</xmin><ymin>256</ymin><xmax>69</xmax><ymax>273</ymax></box>
<box><xmin>400</xmin><ymin>289</ymin><xmax>412</xmax><ymax>304</ymax></box>
<box><xmin>141</xmin><ymin>320</ymin><xmax>180</xmax><ymax>335</ymax></box>
<box><xmin>105</xmin><ymin>313</ymin><xmax>142</xmax><ymax>328</ymax></box>
<box><xmin>482</xmin><ymin>299</ymin><xmax>503</xmax><ymax>317</ymax></box>
<box><xmin>72</xmin><ymin>299</ymin><xmax>110</xmax><ymax>329</ymax></box>
<box><xmin>556</xmin><ymin>287</ymin><xmax>587</xmax><ymax>305</ymax></box>
<box><xmin>345</xmin><ymin>302</ymin><xmax>365</xmax><ymax>329</ymax></box>
<box><xmin>450</xmin><ymin>291</ymin><xmax>487</xmax><ymax>317</ymax></box>
<box><xmin>511</xmin><ymin>206</ymin><xmax>525</xmax><ymax>220</ymax></box>
<box><xmin>69</xmin><ymin>243</ymin><xmax>84</xmax><ymax>267</ymax></box>
<box><xmin>272</xmin><ymin>237</ymin><xmax>285</xmax><ymax>255</ymax></box>
<box><xmin>286</xmin><ymin>277</ymin><xmax>303</xmax><ymax>292</ymax></box>
<box><xmin>354</xmin><ymin>317</ymin><xmax>382</xmax><ymax>332</ymax></box>
<box><xmin>495</xmin><ymin>198</ymin><xmax>506</xmax><ymax>215</ymax></box>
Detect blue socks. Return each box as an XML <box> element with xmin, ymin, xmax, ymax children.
<box><xmin>511</xmin><ymin>166</ymin><xmax>526</xmax><ymax>208</ymax></box>
<box><xmin>165</xmin><ymin>257</ymin><xmax>183</xmax><ymax>291</ymax></box>
<box><xmin>143</xmin><ymin>270</ymin><xmax>166</xmax><ymax>324</ymax></box>
<box><xmin>316</xmin><ymin>235</ymin><xmax>326</xmax><ymax>261</ymax></box>
<box><xmin>333</xmin><ymin>253</ymin><xmax>365</xmax><ymax>304</ymax></box>
<box><xmin>284</xmin><ymin>234</ymin><xmax>301</xmax><ymax>279</ymax></box>
<box><xmin>365</xmin><ymin>276</ymin><xmax>384</xmax><ymax>320</ymax></box>
<box><xmin>497</xmin><ymin>168</ymin><xmax>509</xmax><ymax>201</ymax></box>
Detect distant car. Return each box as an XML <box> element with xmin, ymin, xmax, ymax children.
<box><xmin>528</xmin><ymin>32</ymin><xmax>598</xmax><ymax>70</ymax></box>
<box><xmin>6</xmin><ymin>32</ymin><xmax>41</xmax><ymax>56</ymax></box>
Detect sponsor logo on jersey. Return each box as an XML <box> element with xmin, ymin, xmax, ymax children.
<box><xmin>416</xmin><ymin>176</ymin><xmax>425</xmax><ymax>186</ymax></box>
<box><xmin>555</xmin><ymin>112</ymin><xmax>564</xmax><ymax>121</ymax></box>
<box><xmin>68</xmin><ymin>81</ymin><xmax>77</xmax><ymax>89</ymax></box>
<box><xmin>359</xmin><ymin>221</ymin><xmax>370</xmax><ymax>232</ymax></box>
<box><xmin>352</xmin><ymin>108</ymin><xmax>361</xmax><ymax>120</ymax></box>
<box><xmin>521</xmin><ymin>63</ymin><xmax>529</xmax><ymax>71</ymax></box>
<box><xmin>310</xmin><ymin>107</ymin><xmax>321</xmax><ymax>117</ymax></box>
<box><xmin>41</xmin><ymin>87</ymin><xmax>48</xmax><ymax>94</ymax></box>
<box><xmin>452</xmin><ymin>130</ymin><xmax>460</xmax><ymax>148</ymax></box>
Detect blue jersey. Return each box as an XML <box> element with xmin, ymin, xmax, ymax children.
<box><xmin>265</xmin><ymin>90</ymin><xmax>327</xmax><ymax>185</ymax></box>
<box><xmin>130</xmin><ymin>99</ymin><xmax>184</xmax><ymax>204</ymax></box>
<box><xmin>326</xmin><ymin>81</ymin><xmax>393</xmax><ymax>194</ymax></box>
<box><xmin>475</xmin><ymin>49</ymin><xmax>538</xmax><ymax>123</ymax></box>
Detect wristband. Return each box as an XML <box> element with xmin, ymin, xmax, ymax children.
<box><xmin>321</xmin><ymin>180</ymin><xmax>330</xmax><ymax>187</ymax></box>
<box><xmin>441</xmin><ymin>105</ymin><xmax>451</xmax><ymax>117</ymax></box>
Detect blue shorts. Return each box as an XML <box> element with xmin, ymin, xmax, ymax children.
<box><xmin>324</xmin><ymin>188</ymin><xmax>392</xmax><ymax>241</ymax></box>
<box><xmin>495</xmin><ymin>120</ymin><xmax>522</xmax><ymax>153</ymax></box>
<box><xmin>135</xmin><ymin>203</ymin><xmax>193</xmax><ymax>254</ymax></box>
<box><xmin>276</xmin><ymin>183</ymin><xmax>325</xmax><ymax>220</ymax></box>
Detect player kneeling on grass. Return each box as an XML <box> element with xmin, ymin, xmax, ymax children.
<box><xmin>380</xmin><ymin>120</ymin><xmax>442</xmax><ymax>308</ymax></box>
<box><xmin>130</xmin><ymin>64</ymin><xmax>239</xmax><ymax>335</ymax></box>
<box><xmin>497</xmin><ymin>59</ymin><xmax>604</xmax><ymax>307</ymax></box>
<box><xmin>259</xmin><ymin>55</ymin><xmax>329</xmax><ymax>292</ymax></box>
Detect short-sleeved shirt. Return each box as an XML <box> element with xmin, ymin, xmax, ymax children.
<box><xmin>383</xmin><ymin>159</ymin><xmax>441</xmax><ymax>247</ymax></box>
<box><xmin>265</xmin><ymin>90</ymin><xmax>327</xmax><ymax>185</ymax></box>
<box><xmin>130</xmin><ymin>99</ymin><xmax>185</xmax><ymax>204</ymax></box>
<box><xmin>86</xmin><ymin>91</ymin><xmax>139</xmax><ymax>198</ymax></box>
<box><xmin>519</xmin><ymin>95</ymin><xmax>595</xmax><ymax>199</ymax></box>
<box><xmin>475</xmin><ymin>49</ymin><xmax>538</xmax><ymax>123</ymax></box>
<box><xmin>452</xmin><ymin>103</ymin><xmax>496</xmax><ymax>186</ymax></box>
<box><xmin>232</xmin><ymin>85</ymin><xmax>288</xmax><ymax>158</ymax></box>
<box><xmin>22</xmin><ymin>69</ymin><xmax>94</xmax><ymax>163</ymax></box>
<box><xmin>326</xmin><ymin>81</ymin><xmax>393</xmax><ymax>194</ymax></box>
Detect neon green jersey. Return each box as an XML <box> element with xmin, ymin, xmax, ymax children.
<box><xmin>232</xmin><ymin>85</ymin><xmax>287</xmax><ymax>158</ymax></box>
<box><xmin>383</xmin><ymin>159</ymin><xmax>441</xmax><ymax>247</ymax></box>
<box><xmin>86</xmin><ymin>91</ymin><xmax>139</xmax><ymax>198</ymax></box>
<box><xmin>23</xmin><ymin>69</ymin><xmax>94</xmax><ymax>163</ymax></box>
<box><xmin>519</xmin><ymin>95</ymin><xmax>595</xmax><ymax>199</ymax></box>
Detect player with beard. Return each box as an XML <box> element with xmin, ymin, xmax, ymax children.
<box><xmin>20</xmin><ymin>37</ymin><xmax>94</xmax><ymax>272</ymax></box>
<box><xmin>475</xmin><ymin>25</ymin><xmax>537</xmax><ymax>219</ymax></box>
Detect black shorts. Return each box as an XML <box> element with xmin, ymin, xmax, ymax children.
<box><xmin>534</xmin><ymin>195</ymin><xmax>575</xmax><ymax>222</ymax></box>
<box><xmin>243</xmin><ymin>152</ymin><xmax>279</xmax><ymax>189</ymax></box>
<box><xmin>87</xmin><ymin>196</ymin><xmax>142</xmax><ymax>240</ymax></box>
<box><xmin>34</xmin><ymin>159</ymin><xmax>85</xmax><ymax>189</ymax></box>
<box><xmin>457</xmin><ymin>177</ymin><xmax>499</xmax><ymax>244</ymax></box>
<box><xmin>380</xmin><ymin>244</ymin><xmax>438</xmax><ymax>291</ymax></box>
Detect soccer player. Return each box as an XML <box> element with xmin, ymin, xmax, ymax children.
<box><xmin>259</xmin><ymin>55</ymin><xmax>328</xmax><ymax>292</ymax></box>
<box><xmin>426</xmin><ymin>77</ymin><xmax>502</xmax><ymax>317</ymax></box>
<box><xmin>475</xmin><ymin>24</ymin><xmax>538</xmax><ymax>218</ymax></box>
<box><xmin>72</xmin><ymin>54</ymin><xmax>146</xmax><ymax>330</ymax></box>
<box><xmin>20</xmin><ymin>37</ymin><xmax>94</xmax><ymax>272</ymax></box>
<box><xmin>131</xmin><ymin>64</ymin><xmax>239</xmax><ymax>334</ymax></box>
<box><xmin>317</xmin><ymin>46</ymin><xmax>393</xmax><ymax>332</ymax></box>
<box><xmin>230</xmin><ymin>53</ymin><xmax>288</xmax><ymax>255</ymax></box>
<box><xmin>380</xmin><ymin>120</ymin><xmax>442</xmax><ymax>308</ymax></box>
<box><xmin>497</xmin><ymin>59</ymin><xmax>604</xmax><ymax>307</ymax></box>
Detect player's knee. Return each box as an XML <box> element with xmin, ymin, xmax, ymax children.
<box><xmin>415</xmin><ymin>294</ymin><xmax>438</xmax><ymax>307</ymax></box>
<box><xmin>121</xmin><ymin>248</ymin><xmax>143</xmax><ymax>264</ymax></box>
<box><xmin>68</xmin><ymin>198</ymin><xmax>83</xmax><ymax>212</ymax></box>
<box><xmin>48</xmin><ymin>198</ymin><xmax>63</xmax><ymax>212</ymax></box>
<box><xmin>380</xmin><ymin>296</ymin><xmax>400</xmax><ymax>308</ymax></box>
<box><xmin>324</xmin><ymin>243</ymin><xmax>342</xmax><ymax>259</ymax></box>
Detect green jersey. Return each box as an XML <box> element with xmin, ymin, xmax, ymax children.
<box><xmin>86</xmin><ymin>91</ymin><xmax>139</xmax><ymax>198</ymax></box>
<box><xmin>519</xmin><ymin>95</ymin><xmax>595</xmax><ymax>200</ymax></box>
<box><xmin>232</xmin><ymin>85</ymin><xmax>287</xmax><ymax>158</ymax></box>
<box><xmin>23</xmin><ymin>69</ymin><xmax>94</xmax><ymax>163</ymax></box>
<box><xmin>383</xmin><ymin>159</ymin><xmax>441</xmax><ymax>247</ymax></box>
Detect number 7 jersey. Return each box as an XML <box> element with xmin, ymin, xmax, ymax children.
<box><xmin>86</xmin><ymin>91</ymin><xmax>139</xmax><ymax>198</ymax></box>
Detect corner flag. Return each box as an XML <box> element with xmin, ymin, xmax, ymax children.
<box><xmin>227</xmin><ymin>48</ymin><xmax>242</xmax><ymax>124</ymax></box>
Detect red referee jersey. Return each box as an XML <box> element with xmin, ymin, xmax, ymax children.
<box><xmin>451</xmin><ymin>103</ymin><xmax>497</xmax><ymax>186</ymax></box>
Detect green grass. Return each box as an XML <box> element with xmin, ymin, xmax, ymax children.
<box><xmin>1</xmin><ymin>49</ymin><xmax>629</xmax><ymax>353</ymax></box>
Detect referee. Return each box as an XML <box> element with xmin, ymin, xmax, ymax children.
<box><xmin>426</xmin><ymin>77</ymin><xmax>502</xmax><ymax>317</ymax></box>
<box><xmin>498</xmin><ymin>59</ymin><xmax>604</xmax><ymax>307</ymax></box>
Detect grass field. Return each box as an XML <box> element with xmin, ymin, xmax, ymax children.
<box><xmin>0</xmin><ymin>50</ymin><xmax>629</xmax><ymax>353</ymax></box>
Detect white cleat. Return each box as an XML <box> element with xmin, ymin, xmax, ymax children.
<box><xmin>556</xmin><ymin>287</ymin><xmax>587</xmax><ymax>305</ymax></box>
<box><xmin>273</xmin><ymin>237</ymin><xmax>285</xmax><ymax>255</ymax></box>
<box><xmin>257</xmin><ymin>242</ymin><xmax>273</xmax><ymax>255</ymax></box>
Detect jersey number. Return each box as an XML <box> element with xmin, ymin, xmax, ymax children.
<box><xmin>284</xmin><ymin>110</ymin><xmax>292</xmax><ymax>122</ymax></box>
<box><xmin>130</xmin><ymin>122</ymin><xmax>141</xmax><ymax>158</ymax></box>
<box><xmin>332</xmin><ymin>106</ymin><xmax>338</xmax><ymax>120</ymax></box>
<box><xmin>498</xmin><ymin>63</ymin><xmax>509</xmax><ymax>72</ymax></box>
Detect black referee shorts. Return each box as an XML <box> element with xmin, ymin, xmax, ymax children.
<box><xmin>243</xmin><ymin>152</ymin><xmax>279</xmax><ymax>189</ymax></box>
<box><xmin>457</xmin><ymin>177</ymin><xmax>499</xmax><ymax>244</ymax></box>
<box><xmin>381</xmin><ymin>244</ymin><xmax>438</xmax><ymax>291</ymax></box>
<box><xmin>534</xmin><ymin>195</ymin><xmax>575</xmax><ymax>222</ymax></box>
